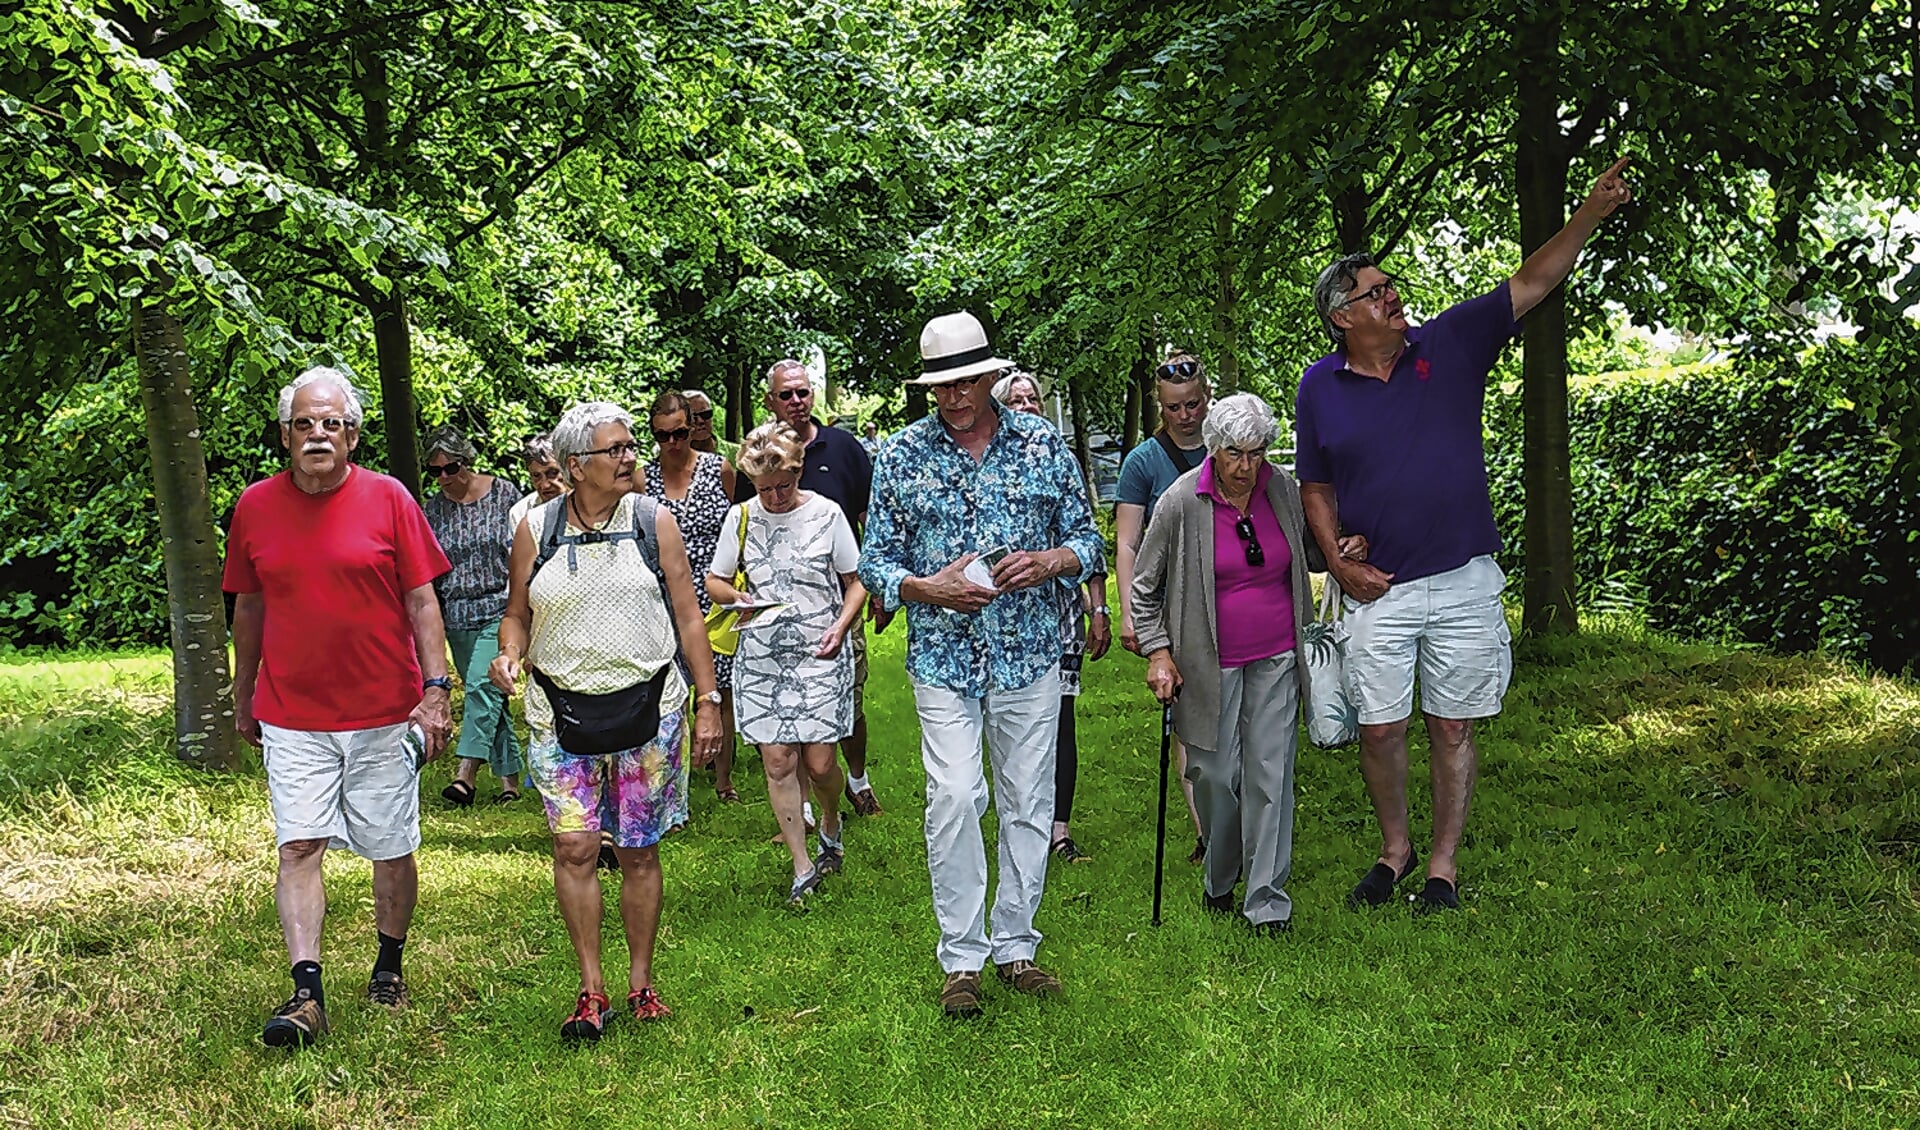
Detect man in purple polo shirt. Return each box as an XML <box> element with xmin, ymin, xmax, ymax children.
<box><xmin>1295</xmin><ymin>155</ymin><xmax>1634</xmax><ymax>913</ymax></box>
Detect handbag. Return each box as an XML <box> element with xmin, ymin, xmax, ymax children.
<box><xmin>1302</xmin><ymin>578</ymin><xmax>1360</xmax><ymax>748</ymax></box>
<box><xmin>528</xmin><ymin>663</ymin><xmax>672</xmax><ymax>756</ymax></box>
<box><xmin>703</xmin><ymin>504</ymin><xmax>751</xmax><ymax>656</ymax></box>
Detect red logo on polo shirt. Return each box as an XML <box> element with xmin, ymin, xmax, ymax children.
<box><xmin>1415</xmin><ymin>358</ymin><xmax>1431</xmax><ymax>380</ymax></box>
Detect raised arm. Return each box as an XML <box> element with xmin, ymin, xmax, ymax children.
<box><xmin>1509</xmin><ymin>155</ymin><xmax>1634</xmax><ymax>322</ymax></box>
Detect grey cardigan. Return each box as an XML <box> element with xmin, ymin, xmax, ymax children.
<box><xmin>1130</xmin><ymin>463</ymin><xmax>1322</xmax><ymax>751</ymax></box>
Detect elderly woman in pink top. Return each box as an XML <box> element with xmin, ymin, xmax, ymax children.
<box><xmin>1130</xmin><ymin>393</ymin><xmax>1364</xmax><ymax>933</ymax></box>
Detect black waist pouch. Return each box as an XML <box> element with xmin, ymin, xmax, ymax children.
<box><xmin>529</xmin><ymin>664</ymin><xmax>672</xmax><ymax>756</ymax></box>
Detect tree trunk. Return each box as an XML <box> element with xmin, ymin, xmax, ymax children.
<box><xmin>905</xmin><ymin>380</ymin><xmax>928</xmax><ymax>422</ymax></box>
<box><xmin>1136</xmin><ymin>346</ymin><xmax>1157</xmax><ymax>441</ymax></box>
<box><xmin>132</xmin><ymin>300</ymin><xmax>240</xmax><ymax>771</ymax></box>
<box><xmin>1515</xmin><ymin>20</ymin><xmax>1580</xmax><ymax>636</ymax></box>
<box><xmin>1332</xmin><ymin>182</ymin><xmax>1371</xmax><ymax>254</ymax></box>
<box><xmin>1213</xmin><ymin>190</ymin><xmax>1241</xmax><ymax>393</ymax></box>
<box><xmin>1067</xmin><ymin>374</ymin><xmax>1094</xmax><ymax>502</ymax></box>
<box><xmin>372</xmin><ymin>287</ymin><xmax>420</xmax><ymax>498</ymax></box>
<box><xmin>1121</xmin><ymin>363</ymin><xmax>1142</xmax><ymax>451</ymax></box>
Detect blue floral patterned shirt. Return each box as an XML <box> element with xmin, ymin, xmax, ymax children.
<box><xmin>860</xmin><ymin>403</ymin><xmax>1105</xmax><ymax>697</ymax></box>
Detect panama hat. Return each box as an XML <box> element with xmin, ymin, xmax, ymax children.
<box><xmin>912</xmin><ymin>311</ymin><xmax>1014</xmax><ymax>385</ymax></box>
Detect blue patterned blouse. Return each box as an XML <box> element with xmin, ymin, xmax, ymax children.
<box><xmin>860</xmin><ymin>403</ymin><xmax>1104</xmax><ymax>697</ymax></box>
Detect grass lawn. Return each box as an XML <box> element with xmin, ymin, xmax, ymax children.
<box><xmin>1</xmin><ymin>618</ymin><xmax>1917</xmax><ymax>1128</ymax></box>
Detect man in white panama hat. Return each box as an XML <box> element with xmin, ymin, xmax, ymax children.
<box><xmin>859</xmin><ymin>311</ymin><xmax>1104</xmax><ymax>1019</ymax></box>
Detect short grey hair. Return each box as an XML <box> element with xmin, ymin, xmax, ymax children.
<box><xmin>681</xmin><ymin>388</ymin><xmax>713</xmax><ymax>410</ymax></box>
<box><xmin>522</xmin><ymin>431</ymin><xmax>556</xmax><ymax>466</ymax></box>
<box><xmin>1313</xmin><ymin>252</ymin><xmax>1379</xmax><ymax>348</ymax></box>
<box><xmin>1202</xmin><ymin>393</ymin><xmax>1279</xmax><ymax>455</ymax></box>
<box><xmin>551</xmin><ymin>401</ymin><xmax>633</xmax><ymax>484</ymax></box>
<box><xmin>765</xmin><ymin>359</ymin><xmax>813</xmax><ymax>392</ymax></box>
<box><xmin>277</xmin><ymin>366</ymin><xmax>364</xmax><ymax>427</ymax></box>
<box><xmin>991</xmin><ymin>370</ymin><xmax>1042</xmax><ymax>405</ymax></box>
<box><xmin>421</xmin><ymin>425</ymin><xmax>477</xmax><ymax>464</ymax></box>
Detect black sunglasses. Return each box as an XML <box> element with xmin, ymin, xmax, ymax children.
<box><xmin>1157</xmin><ymin>360</ymin><xmax>1200</xmax><ymax>381</ymax></box>
<box><xmin>426</xmin><ymin>460</ymin><xmax>464</xmax><ymax>478</ymax></box>
<box><xmin>653</xmin><ymin>426</ymin><xmax>691</xmax><ymax>443</ymax></box>
<box><xmin>689</xmin><ymin>410</ymin><xmax>714</xmax><ymax>422</ymax></box>
<box><xmin>1234</xmin><ymin>514</ymin><xmax>1265</xmax><ymax>567</ymax></box>
<box><xmin>775</xmin><ymin>388</ymin><xmax>812</xmax><ymax>401</ymax></box>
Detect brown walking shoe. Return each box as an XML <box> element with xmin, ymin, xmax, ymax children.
<box><xmin>846</xmin><ymin>784</ymin><xmax>883</xmax><ymax>817</ymax></box>
<box><xmin>367</xmin><ymin>971</ymin><xmax>409</xmax><ymax>1010</ymax></box>
<box><xmin>939</xmin><ymin>970</ymin><xmax>984</xmax><ymax>1019</ymax></box>
<box><xmin>994</xmin><ymin>959</ymin><xmax>1062</xmax><ymax>999</ymax></box>
<box><xmin>261</xmin><ymin>989</ymin><xmax>330</xmax><ymax>1048</ymax></box>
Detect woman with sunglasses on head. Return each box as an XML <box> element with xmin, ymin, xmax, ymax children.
<box><xmin>1130</xmin><ymin>393</ymin><xmax>1365</xmax><ymax>935</ymax></box>
<box><xmin>642</xmin><ymin>390</ymin><xmax>743</xmax><ymax>807</ymax></box>
<box><xmin>419</xmin><ymin>425</ymin><xmax>526</xmax><ymax>806</ymax></box>
<box><xmin>681</xmin><ymin>389</ymin><xmax>738</xmax><ymax>463</ymax></box>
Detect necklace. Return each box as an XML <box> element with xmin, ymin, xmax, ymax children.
<box><xmin>569</xmin><ymin>493</ymin><xmax>617</xmax><ymax>533</ymax></box>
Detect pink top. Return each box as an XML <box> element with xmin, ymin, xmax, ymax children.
<box><xmin>1198</xmin><ymin>457</ymin><xmax>1295</xmax><ymax>668</ymax></box>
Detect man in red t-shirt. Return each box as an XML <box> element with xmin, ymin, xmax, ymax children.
<box><xmin>223</xmin><ymin>367</ymin><xmax>452</xmax><ymax>1049</ymax></box>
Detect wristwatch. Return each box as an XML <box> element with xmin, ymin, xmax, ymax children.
<box><xmin>1090</xmin><ymin>606</ymin><xmax>1110</xmax><ymax>617</ymax></box>
<box><xmin>697</xmin><ymin>690</ymin><xmax>723</xmax><ymax>706</ymax></box>
<box><xmin>423</xmin><ymin>676</ymin><xmax>453</xmax><ymax>692</ymax></box>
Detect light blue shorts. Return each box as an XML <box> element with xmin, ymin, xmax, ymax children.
<box><xmin>1340</xmin><ymin>555</ymin><xmax>1513</xmax><ymax>725</ymax></box>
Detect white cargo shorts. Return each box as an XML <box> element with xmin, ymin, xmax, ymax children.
<box><xmin>1341</xmin><ymin>555</ymin><xmax>1513</xmax><ymax>725</ymax></box>
<box><xmin>262</xmin><ymin>721</ymin><xmax>421</xmax><ymax>861</ymax></box>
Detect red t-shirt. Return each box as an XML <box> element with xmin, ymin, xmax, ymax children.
<box><xmin>223</xmin><ymin>466</ymin><xmax>450</xmax><ymax>731</ymax></box>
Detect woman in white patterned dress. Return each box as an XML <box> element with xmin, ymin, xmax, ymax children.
<box><xmin>706</xmin><ymin>422</ymin><xmax>866</xmax><ymax>904</ymax></box>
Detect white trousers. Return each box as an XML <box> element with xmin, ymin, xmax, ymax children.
<box><xmin>912</xmin><ymin>667</ymin><xmax>1060</xmax><ymax>973</ymax></box>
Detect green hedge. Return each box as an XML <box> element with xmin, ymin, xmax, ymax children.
<box><xmin>1486</xmin><ymin>343</ymin><xmax>1917</xmax><ymax>674</ymax></box>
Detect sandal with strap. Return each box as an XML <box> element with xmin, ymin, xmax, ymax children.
<box><xmin>628</xmin><ymin>986</ymin><xmax>671</xmax><ymax>1022</ymax></box>
<box><xmin>560</xmin><ymin>990</ymin><xmax>611</xmax><ymax>1043</ymax></box>
<box><xmin>440</xmin><ymin>779</ymin><xmax>476</xmax><ymax>808</ymax></box>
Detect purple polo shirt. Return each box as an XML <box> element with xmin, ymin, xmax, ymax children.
<box><xmin>1294</xmin><ymin>282</ymin><xmax>1518</xmax><ymax>584</ymax></box>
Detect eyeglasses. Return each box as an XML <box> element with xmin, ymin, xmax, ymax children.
<box><xmin>580</xmin><ymin>441</ymin><xmax>640</xmax><ymax>460</ymax></box>
<box><xmin>425</xmin><ymin>460</ymin><xmax>464</xmax><ymax>478</ymax></box>
<box><xmin>689</xmin><ymin>410</ymin><xmax>714</xmax><ymax>422</ymax></box>
<box><xmin>933</xmin><ymin>373</ymin><xmax>985</xmax><ymax>393</ymax></box>
<box><xmin>1234</xmin><ymin>515</ymin><xmax>1265</xmax><ymax>567</ymax></box>
<box><xmin>291</xmin><ymin>417</ymin><xmax>350</xmax><ymax>434</ymax></box>
<box><xmin>1156</xmin><ymin>360</ymin><xmax>1200</xmax><ymax>381</ymax></box>
<box><xmin>775</xmin><ymin>388</ymin><xmax>812</xmax><ymax>401</ymax></box>
<box><xmin>652</xmin><ymin>427</ymin><xmax>691</xmax><ymax>443</ymax></box>
<box><xmin>1336</xmin><ymin>277</ymin><xmax>1399</xmax><ymax>308</ymax></box>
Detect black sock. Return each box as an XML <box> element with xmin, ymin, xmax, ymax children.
<box><xmin>374</xmin><ymin>931</ymin><xmax>405</xmax><ymax>979</ymax></box>
<box><xmin>292</xmin><ymin>960</ymin><xmax>324</xmax><ymax>1006</ymax></box>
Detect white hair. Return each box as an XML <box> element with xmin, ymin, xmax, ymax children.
<box><xmin>551</xmin><ymin>401</ymin><xmax>633</xmax><ymax>484</ymax></box>
<box><xmin>277</xmin><ymin>366</ymin><xmax>364</xmax><ymax>427</ymax></box>
<box><xmin>765</xmin><ymin>359</ymin><xmax>815</xmax><ymax>393</ymax></box>
<box><xmin>1201</xmin><ymin>392</ymin><xmax>1279</xmax><ymax>454</ymax></box>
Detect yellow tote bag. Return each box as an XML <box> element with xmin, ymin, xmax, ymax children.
<box><xmin>703</xmin><ymin>504</ymin><xmax>751</xmax><ymax>656</ymax></box>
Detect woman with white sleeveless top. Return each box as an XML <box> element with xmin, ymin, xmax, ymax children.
<box><xmin>489</xmin><ymin>401</ymin><xmax>723</xmax><ymax>1042</ymax></box>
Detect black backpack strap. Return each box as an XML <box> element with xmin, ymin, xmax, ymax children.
<box><xmin>1154</xmin><ymin>429</ymin><xmax>1198</xmax><ymax>475</ymax></box>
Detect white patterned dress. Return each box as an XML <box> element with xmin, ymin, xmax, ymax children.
<box><xmin>710</xmin><ymin>492</ymin><xmax>860</xmax><ymax>745</ymax></box>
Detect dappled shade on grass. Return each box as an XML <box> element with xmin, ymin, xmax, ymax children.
<box><xmin>1</xmin><ymin>621</ymin><xmax>1917</xmax><ymax>1126</ymax></box>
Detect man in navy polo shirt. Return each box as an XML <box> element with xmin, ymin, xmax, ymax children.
<box><xmin>1296</xmin><ymin>155</ymin><xmax>1634</xmax><ymax>913</ymax></box>
<box><xmin>735</xmin><ymin>359</ymin><xmax>883</xmax><ymax>815</ymax></box>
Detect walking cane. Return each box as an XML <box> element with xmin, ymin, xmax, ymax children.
<box><xmin>1152</xmin><ymin>700</ymin><xmax>1172</xmax><ymax>927</ymax></box>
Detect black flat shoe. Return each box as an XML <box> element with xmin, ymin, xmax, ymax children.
<box><xmin>1411</xmin><ymin>876</ymin><xmax>1460</xmax><ymax>914</ymax></box>
<box><xmin>1347</xmin><ymin>848</ymin><xmax>1420</xmax><ymax>909</ymax></box>
<box><xmin>440</xmin><ymin>780</ymin><xmax>476</xmax><ymax>808</ymax></box>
